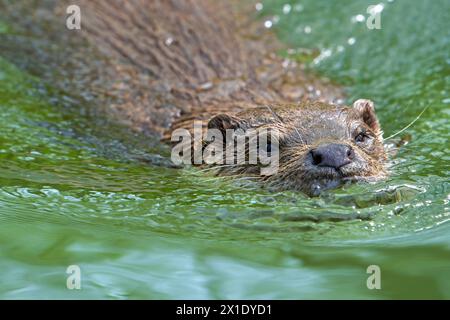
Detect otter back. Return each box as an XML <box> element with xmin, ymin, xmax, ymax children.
<box><xmin>0</xmin><ymin>0</ymin><xmax>343</xmax><ymax>137</ymax></box>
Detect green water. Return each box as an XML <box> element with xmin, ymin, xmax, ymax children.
<box><xmin>0</xmin><ymin>0</ymin><xmax>449</xmax><ymax>299</ymax></box>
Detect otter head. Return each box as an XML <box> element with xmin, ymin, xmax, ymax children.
<box><xmin>206</xmin><ymin>99</ymin><xmax>387</xmax><ymax>196</ymax></box>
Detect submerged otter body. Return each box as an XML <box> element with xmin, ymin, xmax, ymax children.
<box><xmin>0</xmin><ymin>0</ymin><xmax>388</xmax><ymax>195</ymax></box>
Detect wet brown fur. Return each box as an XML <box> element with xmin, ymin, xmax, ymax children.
<box><xmin>201</xmin><ymin>100</ymin><xmax>387</xmax><ymax>195</ymax></box>
<box><xmin>0</xmin><ymin>0</ymin><xmax>387</xmax><ymax>195</ymax></box>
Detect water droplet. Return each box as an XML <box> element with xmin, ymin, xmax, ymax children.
<box><xmin>264</xmin><ymin>20</ymin><xmax>273</xmax><ymax>28</ymax></box>
<box><xmin>347</xmin><ymin>37</ymin><xmax>356</xmax><ymax>45</ymax></box>
<box><xmin>165</xmin><ymin>37</ymin><xmax>174</xmax><ymax>46</ymax></box>
<box><xmin>313</xmin><ymin>48</ymin><xmax>332</xmax><ymax>64</ymax></box>
<box><xmin>282</xmin><ymin>4</ymin><xmax>292</xmax><ymax>14</ymax></box>
<box><xmin>304</xmin><ymin>26</ymin><xmax>312</xmax><ymax>34</ymax></box>
<box><xmin>311</xmin><ymin>184</ymin><xmax>321</xmax><ymax>196</ymax></box>
<box><xmin>198</xmin><ymin>82</ymin><xmax>213</xmax><ymax>91</ymax></box>
<box><xmin>294</xmin><ymin>3</ymin><xmax>304</xmax><ymax>12</ymax></box>
<box><xmin>351</xmin><ymin>14</ymin><xmax>365</xmax><ymax>23</ymax></box>
<box><xmin>255</xmin><ymin>3</ymin><xmax>263</xmax><ymax>11</ymax></box>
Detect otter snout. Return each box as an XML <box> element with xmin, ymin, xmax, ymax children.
<box><xmin>310</xmin><ymin>143</ymin><xmax>354</xmax><ymax>169</ymax></box>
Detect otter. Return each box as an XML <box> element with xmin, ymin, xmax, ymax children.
<box><xmin>198</xmin><ymin>99</ymin><xmax>387</xmax><ymax>196</ymax></box>
<box><xmin>0</xmin><ymin>0</ymin><xmax>388</xmax><ymax>195</ymax></box>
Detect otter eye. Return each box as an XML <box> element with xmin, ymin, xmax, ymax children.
<box><xmin>355</xmin><ymin>131</ymin><xmax>369</xmax><ymax>143</ymax></box>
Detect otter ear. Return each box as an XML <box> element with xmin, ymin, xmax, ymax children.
<box><xmin>352</xmin><ymin>99</ymin><xmax>380</xmax><ymax>132</ymax></box>
<box><xmin>207</xmin><ymin>114</ymin><xmax>247</xmax><ymax>133</ymax></box>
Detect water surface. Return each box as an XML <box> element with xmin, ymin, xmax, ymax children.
<box><xmin>0</xmin><ymin>0</ymin><xmax>449</xmax><ymax>299</ymax></box>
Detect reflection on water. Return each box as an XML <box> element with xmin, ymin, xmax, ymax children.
<box><xmin>0</xmin><ymin>0</ymin><xmax>449</xmax><ymax>298</ymax></box>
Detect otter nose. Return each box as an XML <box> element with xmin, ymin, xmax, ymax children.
<box><xmin>310</xmin><ymin>143</ymin><xmax>354</xmax><ymax>169</ymax></box>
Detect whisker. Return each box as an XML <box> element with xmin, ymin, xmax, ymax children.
<box><xmin>385</xmin><ymin>103</ymin><xmax>431</xmax><ymax>140</ymax></box>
